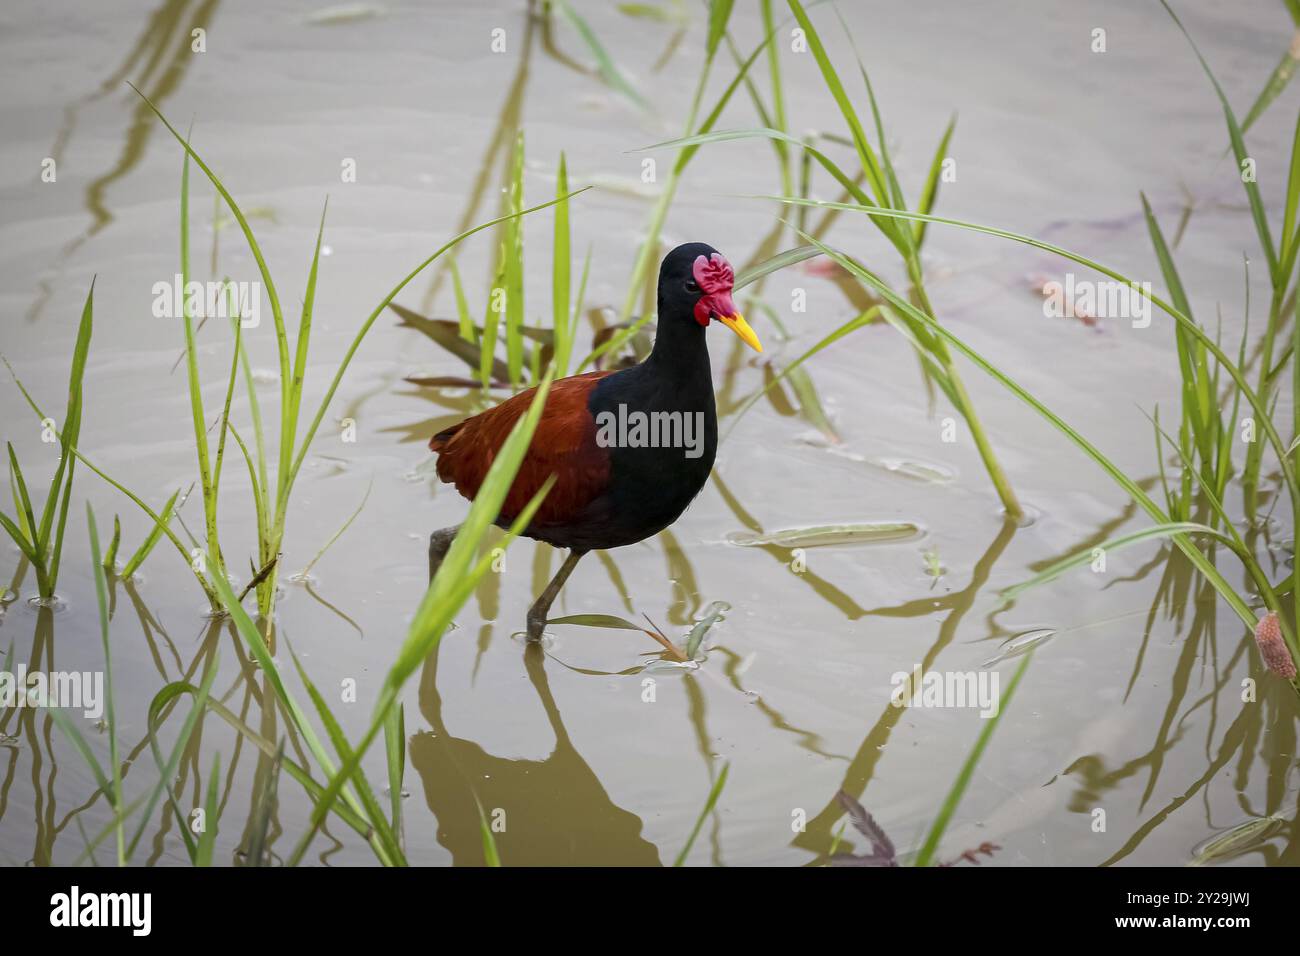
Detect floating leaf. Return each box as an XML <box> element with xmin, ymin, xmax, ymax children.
<box><xmin>983</xmin><ymin>628</ymin><xmax>1055</xmax><ymax>667</ymax></box>
<box><xmin>617</xmin><ymin>2</ymin><xmax>683</xmax><ymax>22</ymax></box>
<box><xmin>685</xmin><ymin>600</ymin><xmax>729</xmax><ymax>658</ymax></box>
<box><xmin>549</xmin><ymin>613</ymin><xmax>687</xmax><ymax>660</ymax></box>
<box><xmin>406</xmin><ymin>375</ymin><xmax>506</xmax><ymax>389</ymax></box>
<box><xmin>548</xmin><ymin>613</ymin><xmax>643</xmax><ymax>630</ymax></box>
<box><xmin>1190</xmin><ymin>815</ymin><xmax>1286</xmax><ymax>866</ymax></box>
<box><xmin>869</xmin><ymin>457</ymin><xmax>956</xmax><ymax>484</ymax></box>
<box><xmin>306</xmin><ymin>4</ymin><xmax>386</xmax><ymax>25</ymax></box>
<box><xmin>727</xmin><ymin>522</ymin><xmax>921</xmax><ymax>548</ymax></box>
<box><xmin>640</xmin><ymin>658</ymin><xmax>700</xmax><ymax>675</ymax></box>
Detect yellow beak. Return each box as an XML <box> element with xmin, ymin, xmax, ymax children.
<box><xmin>718</xmin><ymin>311</ymin><xmax>762</xmax><ymax>353</ymax></box>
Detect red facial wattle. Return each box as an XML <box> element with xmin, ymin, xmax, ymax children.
<box><xmin>693</xmin><ymin>290</ymin><xmax>738</xmax><ymax>326</ymax></box>
<box><xmin>692</xmin><ymin>253</ymin><xmax>736</xmax><ymax>326</ymax></box>
<box><xmin>690</xmin><ymin>251</ymin><xmax>762</xmax><ymax>352</ymax></box>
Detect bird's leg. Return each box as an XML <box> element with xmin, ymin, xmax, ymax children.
<box><xmin>428</xmin><ymin>524</ymin><xmax>461</xmax><ymax>582</ymax></box>
<box><xmin>526</xmin><ymin>548</ymin><xmax>587</xmax><ymax>641</ymax></box>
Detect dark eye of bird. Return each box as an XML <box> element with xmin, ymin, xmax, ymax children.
<box><xmin>684</xmin><ymin>279</ymin><xmax>700</xmax><ymax>295</ymax></box>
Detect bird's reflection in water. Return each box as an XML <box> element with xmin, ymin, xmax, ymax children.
<box><xmin>411</xmin><ymin>640</ymin><xmax>661</xmax><ymax>866</ymax></box>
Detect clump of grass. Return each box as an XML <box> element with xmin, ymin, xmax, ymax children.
<box><xmin>11</xmin><ymin>88</ymin><xmax>597</xmax><ymax>866</ymax></box>
<box><xmin>0</xmin><ymin>282</ymin><xmax>92</xmax><ymax>603</ymax></box>
<box><xmin>56</xmin><ymin>376</ymin><xmax>560</xmax><ymax>867</ymax></box>
<box><xmin>399</xmin><ymin>142</ymin><xmax>590</xmax><ymax>394</ymax></box>
<box><xmin>774</xmin><ymin>207</ymin><xmax>1298</xmax><ymax>695</ymax></box>
<box><xmin>681</xmin><ymin>2</ymin><xmax>1300</xmax><ymax>699</ymax></box>
<box><xmin>47</xmin><ymin>504</ymin><xmax>222</xmax><ymax>866</ymax></box>
<box><xmin>26</xmin><ymin>86</ymin><xmax>585</xmax><ymax>618</ymax></box>
<box><xmin>1157</xmin><ymin>0</ymin><xmax>1300</xmax><ymax>521</ymax></box>
<box><xmin>581</xmin><ymin>0</ymin><xmax>763</xmax><ymax>370</ymax></box>
<box><xmin>649</xmin><ymin>0</ymin><xmax>1022</xmax><ymax>517</ymax></box>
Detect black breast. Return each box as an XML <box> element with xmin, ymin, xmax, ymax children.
<box><xmin>562</xmin><ymin>358</ymin><xmax>717</xmax><ymax>550</ymax></box>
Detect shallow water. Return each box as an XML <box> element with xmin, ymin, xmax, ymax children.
<box><xmin>1</xmin><ymin>0</ymin><xmax>1298</xmax><ymax>866</ymax></box>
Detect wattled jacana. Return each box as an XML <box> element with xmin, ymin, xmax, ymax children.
<box><xmin>427</xmin><ymin>242</ymin><xmax>762</xmax><ymax>639</ymax></box>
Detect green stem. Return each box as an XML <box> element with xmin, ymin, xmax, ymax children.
<box><xmin>910</xmin><ymin>263</ymin><xmax>1023</xmax><ymax>518</ymax></box>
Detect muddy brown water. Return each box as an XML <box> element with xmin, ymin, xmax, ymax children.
<box><xmin>1</xmin><ymin>0</ymin><xmax>1298</xmax><ymax>865</ymax></box>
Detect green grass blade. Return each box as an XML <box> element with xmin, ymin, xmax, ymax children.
<box><xmin>46</xmin><ymin>707</ymin><xmax>114</xmax><ymax>823</ymax></box>
<box><xmin>299</xmin><ymin>478</ymin><xmax>371</xmax><ymax>580</ymax></box>
<box><xmin>280</xmin><ymin>199</ymin><xmax>329</xmax><ymax>514</ymax></box>
<box><xmin>504</xmin><ymin>132</ymin><xmax>526</xmax><ymax>388</ymax></box>
<box><xmin>128</xmin><ymin>84</ymin><xmax>290</xmax><ymax>421</ymax></box>
<box><xmin>552</xmin><ymin>152</ymin><xmax>572</xmax><ymax>376</ymax></box>
<box><xmin>291</xmin><ymin>647</ymin><xmax>405</xmax><ymax>864</ymax></box>
<box><xmin>85</xmin><ymin>505</ymin><xmax>123</xmax><ymax>864</ymax></box>
<box><xmin>45</xmin><ymin>452</ymin><xmax>77</xmax><ymax>596</ymax></box>
<box><xmin>1160</xmin><ymin>1</ymin><xmax>1278</xmax><ymax>280</ymax></box>
<box><xmin>553</xmin><ymin>0</ymin><xmax>652</xmax><ymax>112</ymax></box>
<box><xmin>795</xmin><ymin>228</ymin><xmax>1261</xmax><ymax>631</ymax></box>
<box><xmin>1141</xmin><ymin>193</ymin><xmax>1216</xmax><ymax>464</ymax></box>
<box><xmin>210</xmin><ymin>307</ymin><xmax>244</xmax><ymax>525</ymax></box>
<box><xmin>723</xmin><ymin>307</ymin><xmax>877</xmax><ymax>442</ymax></box>
<box><xmin>785</xmin><ymin>0</ymin><xmax>891</xmax><ymax>213</ymax></box>
<box><xmin>481</xmin><ymin>262</ymin><xmax>505</xmax><ymax>391</ymax></box>
<box><xmin>0</xmin><ymin>510</ymin><xmax>41</xmax><ymax>569</ymax></box>
<box><xmin>7</xmin><ymin>458</ymin><xmax>32</xmax><ymax>543</ymax></box>
<box><xmin>102</xmin><ymin>515</ymin><xmax>121</xmax><ymax>571</ymax></box>
<box><xmin>673</xmin><ymin>761</ymin><xmax>729</xmax><ymax>866</ymax></box>
<box><xmin>449</xmin><ymin>257</ymin><xmax>476</xmax><ymax>344</ymax></box>
<box><xmin>706</xmin><ymin>0</ymin><xmax>736</xmax><ymax>60</ymax></box>
<box><xmin>126</xmin><ymin>650</ymin><xmax>221</xmax><ymax>861</ymax></box>
<box><xmin>196</xmin><ymin>752</ymin><xmax>221</xmax><ymax>866</ymax></box>
<box><xmin>286</xmin><ymin>188</ymin><xmax>589</xmax><ymax>492</ymax></box>
<box><xmin>999</xmin><ymin>522</ymin><xmax>1234</xmax><ymax>606</ymax></box>
<box><xmin>37</xmin><ymin>279</ymin><xmax>93</xmax><ymax>592</ymax></box>
<box><xmin>644</xmin><ymin>127</ymin><xmax>874</xmax><ymax>209</ymax></box>
<box><xmin>914</xmin><ymin>115</ymin><xmax>956</xmax><ymax>248</ymax></box>
<box><xmin>244</xmin><ymin>741</ymin><xmax>283</xmax><ymax>866</ymax></box>
<box><xmin>1239</xmin><ymin>30</ymin><xmax>1300</xmax><ymax>135</ymax></box>
<box><xmin>761</xmin><ymin>0</ymin><xmax>792</xmax><ymax>193</ymax></box>
<box><xmin>596</xmin><ymin>19</ymin><xmax>779</xmax><ymax>358</ymax></box>
<box><xmin>765</xmin><ymin>197</ymin><xmax>1298</xmax><ymax>499</ymax></box>
<box><xmin>478</xmin><ymin>800</ymin><xmax>501</xmax><ymax>867</ymax></box>
<box><xmin>384</xmin><ymin>703</ymin><xmax>405</xmax><ymax>844</ymax></box>
<box><xmin>5</xmin><ymin>444</ymin><xmax>39</xmax><ymax>561</ymax></box>
<box><xmin>913</xmin><ymin>652</ymin><xmax>1032</xmax><ymax>867</ymax></box>
<box><xmin>290</xmin><ymin>471</ymin><xmax>556</xmax><ymax>865</ymax></box>
<box><xmin>289</xmin><ymin>372</ymin><xmax>560</xmax><ymax>862</ymax></box>
<box><xmin>1280</xmin><ymin>108</ymin><xmax>1300</xmax><ymax>277</ymax></box>
<box><xmin>734</xmin><ymin>243</ymin><xmax>823</xmax><ymax>290</ymax></box>
<box><xmin>207</xmin><ymin>571</ymin><xmax>379</xmax><ymax>849</ymax></box>
<box><xmin>149</xmin><ymin>681</ymin><xmax>374</xmax><ymax>839</ymax></box>
<box><xmin>175</xmin><ymin>141</ymin><xmax>224</xmax><ymax>580</ymax></box>
<box><xmin>120</xmin><ymin>488</ymin><xmax>181</xmax><ymax>579</ymax></box>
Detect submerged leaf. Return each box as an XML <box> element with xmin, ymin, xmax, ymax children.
<box><xmin>830</xmin><ymin>790</ymin><xmax>897</xmax><ymax>866</ymax></box>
